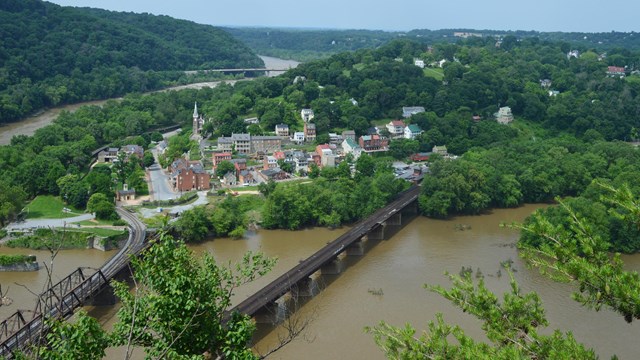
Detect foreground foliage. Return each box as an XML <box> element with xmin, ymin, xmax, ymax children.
<box><xmin>371</xmin><ymin>184</ymin><xmax>640</xmax><ymax>358</ymax></box>
<box><xmin>519</xmin><ymin>183</ymin><xmax>640</xmax><ymax>322</ymax></box>
<box><xmin>367</xmin><ymin>272</ymin><xmax>596</xmax><ymax>359</ymax></box>
<box><xmin>22</xmin><ymin>233</ymin><xmax>275</xmax><ymax>359</ymax></box>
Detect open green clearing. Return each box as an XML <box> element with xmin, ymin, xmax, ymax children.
<box><xmin>423</xmin><ymin>67</ymin><xmax>444</xmax><ymax>80</ymax></box>
<box><xmin>24</xmin><ymin>196</ymin><xmax>83</xmax><ymax>219</ymax></box>
<box><xmin>65</xmin><ymin>227</ymin><xmax>126</xmax><ymax>237</ymax></box>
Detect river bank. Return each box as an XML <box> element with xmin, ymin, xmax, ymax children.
<box><xmin>0</xmin><ymin>56</ymin><xmax>300</xmax><ymax>145</ymax></box>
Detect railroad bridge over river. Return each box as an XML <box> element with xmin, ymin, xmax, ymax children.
<box><xmin>231</xmin><ymin>185</ymin><xmax>421</xmax><ymax>321</ymax></box>
<box><xmin>0</xmin><ymin>185</ymin><xmax>420</xmax><ymax>357</ymax></box>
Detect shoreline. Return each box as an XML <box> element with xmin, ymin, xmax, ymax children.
<box><xmin>0</xmin><ymin>55</ymin><xmax>300</xmax><ymax>145</ymax></box>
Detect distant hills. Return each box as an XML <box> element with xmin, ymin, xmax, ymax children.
<box><xmin>228</xmin><ymin>27</ymin><xmax>640</xmax><ymax>62</ymax></box>
<box><xmin>0</xmin><ymin>0</ymin><xmax>263</xmax><ymax>124</ymax></box>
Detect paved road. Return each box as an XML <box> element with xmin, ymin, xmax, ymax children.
<box><xmin>5</xmin><ymin>213</ymin><xmax>94</xmax><ymax>231</ymax></box>
<box><xmin>138</xmin><ymin>191</ymin><xmax>210</xmax><ymax>218</ymax></box>
<box><xmin>147</xmin><ymin>163</ymin><xmax>177</xmax><ymax>201</ymax></box>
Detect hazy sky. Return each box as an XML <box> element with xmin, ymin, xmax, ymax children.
<box><xmin>48</xmin><ymin>0</ymin><xmax>638</xmax><ymax>33</ymax></box>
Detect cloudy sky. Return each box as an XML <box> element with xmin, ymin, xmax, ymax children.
<box><xmin>48</xmin><ymin>0</ymin><xmax>638</xmax><ymax>33</ymax></box>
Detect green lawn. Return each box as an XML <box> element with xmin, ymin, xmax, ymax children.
<box><xmin>74</xmin><ymin>219</ymin><xmax>113</xmax><ymax>226</ymax></box>
<box><xmin>24</xmin><ymin>196</ymin><xmax>83</xmax><ymax>219</ymax></box>
<box><xmin>65</xmin><ymin>227</ymin><xmax>126</xmax><ymax>237</ymax></box>
<box><xmin>423</xmin><ymin>67</ymin><xmax>444</xmax><ymax>80</ymax></box>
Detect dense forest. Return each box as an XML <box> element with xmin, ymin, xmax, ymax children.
<box><xmin>229</xmin><ymin>27</ymin><xmax>640</xmax><ymax>62</ymax></box>
<box><xmin>0</xmin><ymin>0</ymin><xmax>263</xmax><ymax>124</ymax></box>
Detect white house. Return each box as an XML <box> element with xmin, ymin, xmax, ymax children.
<box><xmin>386</xmin><ymin>120</ymin><xmax>406</xmax><ymax>138</ymax></box>
<box><xmin>292</xmin><ymin>132</ymin><xmax>305</xmax><ymax>144</ymax></box>
<box><xmin>275</xmin><ymin>123</ymin><xmax>289</xmax><ymax>137</ymax></box>
<box><xmin>404</xmin><ymin>124</ymin><xmax>423</xmax><ymax>139</ymax></box>
<box><xmin>402</xmin><ymin>106</ymin><xmax>425</xmax><ymax>118</ymax></box>
<box><xmin>495</xmin><ymin>107</ymin><xmax>514</xmax><ymax>124</ymax></box>
<box><xmin>414</xmin><ymin>59</ymin><xmax>425</xmax><ymax>68</ymax></box>
<box><xmin>342</xmin><ymin>137</ymin><xmax>363</xmax><ymax>160</ymax></box>
<box><xmin>301</xmin><ymin>109</ymin><xmax>315</xmax><ymax>122</ymax></box>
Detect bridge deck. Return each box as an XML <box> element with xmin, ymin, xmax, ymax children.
<box><xmin>232</xmin><ymin>185</ymin><xmax>420</xmax><ymax>317</ymax></box>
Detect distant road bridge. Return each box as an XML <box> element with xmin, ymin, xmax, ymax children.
<box><xmin>184</xmin><ymin>68</ymin><xmax>292</xmax><ymax>76</ymax></box>
<box><xmin>230</xmin><ymin>185</ymin><xmax>421</xmax><ymax>321</ymax></box>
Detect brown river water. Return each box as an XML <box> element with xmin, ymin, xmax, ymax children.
<box><xmin>83</xmin><ymin>205</ymin><xmax>640</xmax><ymax>359</ymax></box>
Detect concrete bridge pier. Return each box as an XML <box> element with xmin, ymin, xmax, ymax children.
<box><xmin>404</xmin><ymin>200</ymin><xmax>419</xmax><ymax>215</ymax></box>
<box><xmin>320</xmin><ymin>258</ymin><xmax>345</xmax><ymax>275</ymax></box>
<box><xmin>291</xmin><ymin>276</ymin><xmax>319</xmax><ymax>298</ymax></box>
<box><xmin>368</xmin><ymin>224</ymin><xmax>386</xmax><ymax>240</ymax></box>
<box><xmin>387</xmin><ymin>212</ymin><xmax>402</xmax><ymax>226</ymax></box>
<box><xmin>346</xmin><ymin>239</ymin><xmax>365</xmax><ymax>256</ymax></box>
<box><xmin>253</xmin><ymin>302</ymin><xmax>280</xmax><ymax>324</ymax></box>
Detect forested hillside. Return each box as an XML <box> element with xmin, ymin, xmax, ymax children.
<box><xmin>229</xmin><ymin>27</ymin><xmax>640</xmax><ymax>62</ymax></box>
<box><xmin>0</xmin><ymin>0</ymin><xmax>263</xmax><ymax>124</ymax></box>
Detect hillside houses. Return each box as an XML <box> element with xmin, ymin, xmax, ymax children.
<box><xmin>404</xmin><ymin>124</ymin><xmax>423</xmax><ymax>139</ymax></box>
<box><xmin>607</xmin><ymin>66</ymin><xmax>626</xmax><ymax>77</ymax></box>
<box><xmin>359</xmin><ymin>134</ymin><xmax>389</xmax><ymax>153</ymax></box>
<box><xmin>304</xmin><ymin>123</ymin><xmax>316</xmax><ymax>142</ymax></box>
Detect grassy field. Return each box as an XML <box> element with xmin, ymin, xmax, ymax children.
<box><xmin>24</xmin><ymin>196</ymin><xmax>83</xmax><ymax>219</ymax></box>
<box><xmin>75</xmin><ymin>219</ymin><xmax>114</xmax><ymax>226</ymax></box>
<box><xmin>66</xmin><ymin>227</ymin><xmax>126</xmax><ymax>237</ymax></box>
<box><xmin>423</xmin><ymin>67</ymin><xmax>444</xmax><ymax>80</ymax></box>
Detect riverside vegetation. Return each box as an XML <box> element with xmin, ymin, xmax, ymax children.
<box><xmin>2</xmin><ymin>12</ymin><xmax>640</xmax><ymax>357</ymax></box>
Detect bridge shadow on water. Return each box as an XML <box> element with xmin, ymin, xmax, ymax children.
<box><xmin>250</xmin><ymin>211</ymin><xmax>419</xmax><ymax>346</ymax></box>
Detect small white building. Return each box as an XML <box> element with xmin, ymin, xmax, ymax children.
<box><xmin>414</xmin><ymin>59</ymin><xmax>425</xmax><ymax>68</ymax></box>
<box><xmin>292</xmin><ymin>132</ymin><xmax>305</xmax><ymax>144</ymax></box>
<box><xmin>301</xmin><ymin>109</ymin><xmax>315</xmax><ymax>122</ymax></box>
<box><xmin>404</xmin><ymin>124</ymin><xmax>423</xmax><ymax>139</ymax></box>
<box><xmin>402</xmin><ymin>106</ymin><xmax>425</xmax><ymax>118</ymax></box>
<box><xmin>495</xmin><ymin>107</ymin><xmax>514</xmax><ymax>124</ymax></box>
<box><xmin>342</xmin><ymin>137</ymin><xmax>363</xmax><ymax>160</ymax></box>
<box><xmin>386</xmin><ymin>120</ymin><xmax>406</xmax><ymax>138</ymax></box>
<box><xmin>275</xmin><ymin>123</ymin><xmax>289</xmax><ymax>137</ymax></box>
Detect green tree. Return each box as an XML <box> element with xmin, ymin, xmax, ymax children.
<box><xmin>367</xmin><ymin>271</ymin><xmax>596</xmax><ymax>359</ymax></box>
<box><xmin>519</xmin><ymin>182</ymin><xmax>640</xmax><ymax>322</ymax></box>
<box><xmin>173</xmin><ymin>206</ymin><xmax>211</xmax><ymax>243</ymax></box>
<box><xmin>86</xmin><ymin>193</ymin><xmax>116</xmax><ymax>220</ymax></box>
<box><xmin>216</xmin><ymin>160</ymin><xmax>236</xmax><ymax>178</ymax></box>
<box><xmin>31</xmin><ymin>310</ymin><xmax>109</xmax><ymax>360</ymax></box>
<box><xmin>0</xmin><ymin>180</ymin><xmax>27</xmax><ymax>226</ymax></box>
<box><xmin>111</xmin><ymin>234</ymin><xmax>275</xmax><ymax>359</ymax></box>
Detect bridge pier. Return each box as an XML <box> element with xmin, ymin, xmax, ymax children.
<box><xmin>253</xmin><ymin>302</ymin><xmax>280</xmax><ymax>324</ymax></box>
<box><xmin>346</xmin><ymin>239</ymin><xmax>365</xmax><ymax>256</ymax></box>
<box><xmin>387</xmin><ymin>212</ymin><xmax>402</xmax><ymax>226</ymax></box>
<box><xmin>321</xmin><ymin>256</ymin><xmax>345</xmax><ymax>275</ymax></box>
<box><xmin>291</xmin><ymin>276</ymin><xmax>319</xmax><ymax>298</ymax></box>
<box><xmin>368</xmin><ymin>224</ymin><xmax>386</xmax><ymax>240</ymax></box>
<box><xmin>405</xmin><ymin>200</ymin><xmax>419</xmax><ymax>215</ymax></box>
